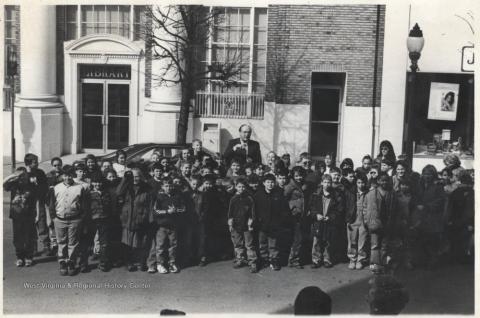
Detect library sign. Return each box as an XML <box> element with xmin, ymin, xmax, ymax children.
<box><xmin>80</xmin><ymin>64</ymin><xmax>131</xmax><ymax>80</ymax></box>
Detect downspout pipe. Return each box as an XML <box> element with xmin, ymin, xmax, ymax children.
<box><xmin>371</xmin><ymin>5</ymin><xmax>381</xmax><ymax>157</ymax></box>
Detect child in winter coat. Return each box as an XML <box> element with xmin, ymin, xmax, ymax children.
<box><xmin>446</xmin><ymin>170</ymin><xmax>474</xmax><ymax>264</ymax></box>
<box><xmin>88</xmin><ymin>176</ymin><xmax>113</xmax><ymax>271</ymax></box>
<box><xmin>415</xmin><ymin>165</ymin><xmax>445</xmax><ymax>269</ymax></box>
<box><xmin>395</xmin><ymin>177</ymin><xmax>417</xmax><ymax>270</ymax></box>
<box><xmin>254</xmin><ymin>174</ymin><xmax>289</xmax><ymax>271</ymax></box>
<box><xmin>3</xmin><ymin>168</ymin><xmax>37</xmax><ymax>267</ymax></box>
<box><xmin>187</xmin><ymin>175</ymin><xmax>208</xmax><ymax>266</ymax></box>
<box><xmin>227</xmin><ymin>177</ymin><xmax>258</xmax><ymax>273</ymax></box>
<box><xmin>284</xmin><ymin>166</ymin><xmax>311</xmax><ymax>268</ymax></box>
<box><xmin>49</xmin><ymin>166</ymin><xmax>90</xmax><ymax>276</ymax></box>
<box><xmin>347</xmin><ymin>172</ymin><xmax>369</xmax><ymax>270</ymax></box>
<box><xmin>363</xmin><ymin>173</ymin><xmax>397</xmax><ymax>272</ymax></box>
<box><xmin>150</xmin><ymin>177</ymin><xmax>186</xmax><ymax>274</ymax></box>
<box><xmin>104</xmin><ymin>169</ymin><xmax>123</xmax><ymax>267</ymax></box>
<box><xmin>309</xmin><ymin>174</ymin><xmax>342</xmax><ymax>268</ymax></box>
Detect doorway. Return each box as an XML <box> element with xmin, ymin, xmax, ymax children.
<box><xmin>310</xmin><ymin>86</ymin><xmax>342</xmax><ymax>160</ymax></box>
<box><xmin>81</xmin><ymin>80</ymin><xmax>130</xmax><ymax>151</ymax></box>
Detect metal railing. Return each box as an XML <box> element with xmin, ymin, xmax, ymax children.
<box><xmin>194</xmin><ymin>91</ymin><xmax>264</xmax><ymax>119</ymax></box>
<box><xmin>3</xmin><ymin>85</ymin><xmax>14</xmax><ymax>111</ymax></box>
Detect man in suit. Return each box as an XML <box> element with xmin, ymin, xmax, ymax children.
<box><xmin>224</xmin><ymin>124</ymin><xmax>262</xmax><ymax>166</ymax></box>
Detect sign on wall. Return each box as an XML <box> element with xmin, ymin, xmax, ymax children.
<box><xmin>427</xmin><ymin>82</ymin><xmax>460</xmax><ymax>121</ymax></box>
<box><xmin>79</xmin><ymin>64</ymin><xmax>131</xmax><ymax>80</ymax></box>
<box><xmin>461</xmin><ymin>46</ymin><xmax>474</xmax><ymax>72</ymax></box>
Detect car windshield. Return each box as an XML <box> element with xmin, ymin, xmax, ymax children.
<box><xmin>129</xmin><ymin>147</ymin><xmax>181</xmax><ymax>163</ymax></box>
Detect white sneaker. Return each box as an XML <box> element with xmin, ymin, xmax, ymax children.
<box><xmin>157</xmin><ymin>264</ymin><xmax>169</xmax><ymax>274</ymax></box>
<box><xmin>147</xmin><ymin>266</ymin><xmax>156</xmax><ymax>273</ymax></box>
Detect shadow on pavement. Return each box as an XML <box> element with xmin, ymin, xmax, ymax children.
<box><xmin>270</xmin><ymin>263</ymin><xmax>474</xmax><ymax>315</ymax></box>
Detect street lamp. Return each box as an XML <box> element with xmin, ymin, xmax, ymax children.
<box><xmin>6</xmin><ymin>45</ymin><xmax>18</xmax><ymax>171</ymax></box>
<box><xmin>406</xmin><ymin>23</ymin><xmax>424</xmax><ymax>72</ymax></box>
<box><xmin>404</xmin><ymin>23</ymin><xmax>424</xmax><ymax>166</ymax></box>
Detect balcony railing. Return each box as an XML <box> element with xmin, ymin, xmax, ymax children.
<box><xmin>194</xmin><ymin>91</ymin><xmax>264</xmax><ymax>119</ymax></box>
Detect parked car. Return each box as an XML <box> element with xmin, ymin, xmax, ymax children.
<box><xmin>77</xmin><ymin>143</ymin><xmax>215</xmax><ymax>167</ymax></box>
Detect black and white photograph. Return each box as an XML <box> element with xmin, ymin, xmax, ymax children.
<box><xmin>427</xmin><ymin>82</ymin><xmax>460</xmax><ymax>121</ymax></box>
<box><xmin>1</xmin><ymin>0</ymin><xmax>476</xmax><ymax>315</ymax></box>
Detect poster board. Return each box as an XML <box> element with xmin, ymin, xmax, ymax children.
<box><xmin>427</xmin><ymin>82</ymin><xmax>460</xmax><ymax>121</ymax></box>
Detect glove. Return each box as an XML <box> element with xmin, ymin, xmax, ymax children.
<box><xmin>247</xmin><ymin>218</ymin><xmax>254</xmax><ymax>231</ymax></box>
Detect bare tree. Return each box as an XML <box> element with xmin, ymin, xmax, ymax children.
<box><xmin>144</xmin><ymin>5</ymin><xmax>247</xmax><ymax>143</ymax></box>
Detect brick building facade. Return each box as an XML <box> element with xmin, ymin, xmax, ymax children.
<box><xmin>265</xmin><ymin>5</ymin><xmax>384</xmax><ymax>107</ymax></box>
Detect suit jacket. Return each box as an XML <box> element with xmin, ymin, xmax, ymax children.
<box><xmin>224</xmin><ymin>138</ymin><xmax>262</xmax><ymax>165</ymax></box>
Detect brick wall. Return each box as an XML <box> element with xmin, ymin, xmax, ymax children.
<box><xmin>265</xmin><ymin>5</ymin><xmax>385</xmax><ymax>107</ymax></box>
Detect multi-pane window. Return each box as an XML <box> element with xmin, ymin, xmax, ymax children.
<box><xmin>63</xmin><ymin>5</ymin><xmax>77</xmax><ymax>40</ymax></box>
<box><xmin>81</xmin><ymin>5</ymin><xmax>130</xmax><ymax>37</ymax></box>
<box><xmin>4</xmin><ymin>5</ymin><xmax>20</xmax><ymax>110</ymax></box>
<box><xmin>252</xmin><ymin>8</ymin><xmax>267</xmax><ymax>94</ymax></box>
<box><xmin>209</xmin><ymin>7</ymin><xmax>267</xmax><ymax>95</ymax></box>
<box><xmin>4</xmin><ymin>6</ymin><xmax>18</xmax><ymax>49</ymax></box>
<box><xmin>4</xmin><ymin>5</ymin><xmax>20</xmax><ymax>93</ymax></box>
<box><xmin>62</xmin><ymin>5</ymin><xmax>146</xmax><ymax>41</ymax></box>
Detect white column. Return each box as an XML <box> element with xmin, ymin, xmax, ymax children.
<box><xmin>378</xmin><ymin>3</ymin><xmax>410</xmax><ymax>154</ymax></box>
<box><xmin>140</xmin><ymin>6</ymin><xmax>184</xmax><ymax>144</ymax></box>
<box><xmin>15</xmin><ymin>5</ymin><xmax>63</xmax><ymax>162</ymax></box>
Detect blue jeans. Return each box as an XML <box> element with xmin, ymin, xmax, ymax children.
<box><xmin>54</xmin><ymin>218</ymin><xmax>82</xmax><ymax>264</ymax></box>
<box><xmin>258</xmin><ymin>230</ymin><xmax>279</xmax><ymax>262</ymax></box>
<box><xmin>231</xmin><ymin>228</ymin><xmax>257</xmax><ymax>265</ymax></box>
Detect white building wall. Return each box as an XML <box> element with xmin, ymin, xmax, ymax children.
<box><xmin>193</xmin><ymin>102</ymin><xmax>311</xmax><ymax>163</ymax></box>
<box><xmin>340</xmin><ymin>106</ymin><xmax>380</xmax><ymax>165</ymax></box>
<box><xmin>378</xmin><ymin>3</ymin><xmax>410</xmax><ymax>154</ymax></box>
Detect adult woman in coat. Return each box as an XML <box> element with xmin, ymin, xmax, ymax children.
<box><xmin>117</xmin><ymin>168</ymin><xmax>152</xmax><ymax>271</ymax></box>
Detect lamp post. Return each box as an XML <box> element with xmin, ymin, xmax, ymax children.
<box><xmin>7</xmin><ymin>45</ymin><xmax>18</xmax><ymax>171</ymax></box>
<box><xmin>404</xmin><ymin>23</ymin><xmax>424</xmax><ymax>166</ymax></box>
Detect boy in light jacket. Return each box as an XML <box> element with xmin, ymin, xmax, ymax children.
<box><xmin>49</xmin><ymin>166</ymin><xmax>89</xmax><ymax>276</ymax></box>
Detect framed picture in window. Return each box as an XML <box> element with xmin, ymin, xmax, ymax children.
<box><xmin>427</xmin><ymin>82</ymin><xmax>460</xmax><ymax>121</ymax></box>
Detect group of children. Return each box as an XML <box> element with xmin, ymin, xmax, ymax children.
<box><xmin>4</xmin><ymin>139</ymin><xmax>474</xmax><ymax>276</ymax></box>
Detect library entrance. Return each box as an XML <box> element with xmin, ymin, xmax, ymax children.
<box><xmin>80</xmin><ymin>64</ymin><xmax>131</xmax><ymax>151</ymax></box>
